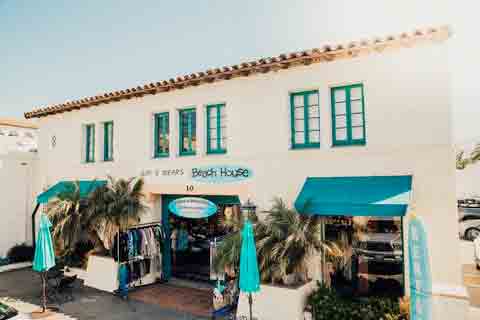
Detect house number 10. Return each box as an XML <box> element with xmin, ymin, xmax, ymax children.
<box><xmin>186</xmin><ymin>185</ymin><xmax>194</xmax><ymax>192</ymax></box>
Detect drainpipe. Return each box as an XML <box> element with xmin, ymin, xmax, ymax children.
<box><xmin>31</xmin><ymin>203</ymin><xmax>40</xmax><ymax>250</ymax></box>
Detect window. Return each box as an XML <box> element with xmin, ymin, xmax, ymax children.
<box><xmin>84</xmin><ymin>124</ymin><xmax>95</xmax><ymax>163</ymax></box>
<box><xmin>179</xmin><ymin>108</ymin><xmax>196</xmax><ymax>156</ymax></box>
<box><xmin>103</xmin><ymin>121</ymin><xmax>114</xmax><ymax>161</ymax></box>
<box><xmin>331</xmin><ymin>84</ymin><xmax>366</xmax><ymax>146</ymax></box>
<box><xmin>154</xmin><ymin>112</ymin><xmax>169</xmax><ymax>157</ymax></box>
<box><xmin>206</xmin><ymin>104</ymin><xmax>227</xmax><ymax>154</ymax></box>
<box><xmin>323</xmin><ymin>216</ymin><xmax>404</xmax><ymax>298</ymax></box>
<box><xmin>290</xmin><ymin>90</ymin><xmax>320</xmax><ymax>149</ymax></box>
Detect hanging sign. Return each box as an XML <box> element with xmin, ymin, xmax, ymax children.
<box><xmin>408</xmin><ymin>214</ymin><xmax>432</xmax><ymax>320</ymax></box>
<box><xmin>191</xmin><ymin>165</ymin><xmax>253</xmax><ymax>183</ymax></box>
<box><xmin>168</xmin><ymin>197</ymin><xmax>218</xmax><ymax>219</ymax></box>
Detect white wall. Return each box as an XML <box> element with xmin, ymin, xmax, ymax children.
<box><xmin>34</xmin><ymin>41</ymin><xmax>463</xmax><ymax>295</ymax></box>
<box><xmin>0</xmin><ymin>152</ymin><xmax>38</xmax><ymax>257</ymax></box>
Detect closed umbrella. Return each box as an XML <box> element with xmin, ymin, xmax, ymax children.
<box><xmin>239</xmin><ymin>220</ymin><xmax>260</xmax><ymax>320</ymax></box>
<box><xmin>32</xmin><ymin>214</ymin><xmax>56</xmax><ymax>314</ymax></box>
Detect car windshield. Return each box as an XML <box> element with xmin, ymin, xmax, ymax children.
<box><xmin>0</xmin><ymin>302</ymin><xmax>18</xmax><ymax>320</ymax></box>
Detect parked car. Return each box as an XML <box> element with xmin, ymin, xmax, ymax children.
<box><xmin>459</xmin><ymin>215</ymin><xmax>480</xmax><ymax>241</ymax></box>
<box><xmin>458</xmin><ymin>206</ymin><xmax>480</xmax><ymax>221</ymax></box>
<box><xmin>0</xmin><ymin>302</ymin><xmax>29</xmax><ymax>320</ymax></box>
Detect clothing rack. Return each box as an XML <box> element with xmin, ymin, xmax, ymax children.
<box><xmin>126</xmin><ymin>221</ymin><xmax>162</xmax><ymax>230</ymax></box>
<box><xmin>116</xmin><ymin>222</ymin><xmax>164</xmax><ymax>292</ymax></box>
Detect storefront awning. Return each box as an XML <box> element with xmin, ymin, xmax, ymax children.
<box><xmin>37</xmin><ymin>180</ymin><xmax>107</xmax><ymax>204</ymax></box>
<box><xmin>294</xmin><ymin>175</ymin><xmax>412</xmax><ymax>217</ymax></box>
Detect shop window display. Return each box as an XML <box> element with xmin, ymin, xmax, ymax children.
<box><xmin>324</xmin><ymin>216</ymin><xmax>404</xmax><ymax>298</ymax></box>
<box><xmin>170</xmin><ymin>204</ymin><xmax>240</xmax><ymax>282</ymax></box>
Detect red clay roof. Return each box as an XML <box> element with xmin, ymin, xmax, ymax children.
<box><xmin>25</xmin><ymin>26</ymin><xmax>450</xmax><ymax>119</ymax></box>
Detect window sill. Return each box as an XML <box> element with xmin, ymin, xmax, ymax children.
<box><xmin>207</xmin><ymin>150</ymin><xmax>227</xmax><ymax>155</ymax></box>
<box><xmin>179</xmin><ymin>152</ymin><xmax>196</xmax><ymax>157</ymax></box>
<box><xmin>154</xmin><ymin>154</ymin><xmax>169</xmax><ymax>159</ymax></box>
<box><xmin>332</xmin><ymin>141</ymin><xmax>366</xmax><ymax>147</ymax></box>
<box><xmin>291</xmin><ymin>144</ymin><xmax>320</xmax><ymax>150</ymax></box>
<box><xmin>103</xmin><ymin>159</ymin><xmax>114</xmax><ymax>162</ymax></box>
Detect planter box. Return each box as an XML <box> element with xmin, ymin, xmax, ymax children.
<box><xmin>237</xmin><ymin>281</ymin><xmax>317</xmax><ymax>320</ymax></box>
<box><xmin>0</xmin><ymin>262</ymin><xmax>32</xmax><ymax>273</ymax></box>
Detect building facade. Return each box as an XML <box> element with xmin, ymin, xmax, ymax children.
<box><xmin>0</xmin><ymin>119</ymin><xmax>38</xmax><ymax>154</ymax></box>
<box><xmin>26</xmin><ymin>26</ymin><xmax>468</xmax><ymax>319</ymax></box>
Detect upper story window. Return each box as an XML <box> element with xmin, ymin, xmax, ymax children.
<box><xmin>206</xmin><ymin>104</ymin><xmax>227</xmax><ymax>154</ymax></box>
<box><xmin>154</xmin><ymin>112</ymin><xmax>169</xmax><ymax>158</ymax></box>
<box><xmin>103</xmin><ymin>121</ymin><xmax>114</xmax><ymax>161</ymax></box>
<box><xmin>290</xmin><ymin>90</ymin><xmax>320</xmax><ymax>149</ymax></box>
<box><xmin>331</xmin><ymin>84</ymin><xmax>366</xmax><ymax>146</ymax></box>
<box><xmin>179</xmin><ymin>108</ymin><xmax>196</xmax><ymax>156</ymax></box>
<box><xmin>84</xmin><ymin>124</ymin><xmax>95</xmax><ymax>163</ymax></box>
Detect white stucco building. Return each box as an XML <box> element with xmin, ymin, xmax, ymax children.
<box><xmin>0</xmin><ymin>119</ymin><xmax>38</xmax><ymax>258</ymax></box>
<box><xmin>25</xmin><ymin>26</ymin><xmax>467</xmax><ymax>319</ymax></box>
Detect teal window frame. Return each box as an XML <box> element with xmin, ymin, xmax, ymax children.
<box><xmin>179</xmin><ymin>108</ymin><xmax>197</xmax><ymax>156</ymax></box>
<box><xmin>85</xmin><ymin>124</ymin><xmax>95</xmax><ymax>163</ymax></box>
<box><xmin>154</xmin><ymin>112</ymin><xmax>170</xmax><ymax>158</ymax></box>
<box><xmin>290</xmin><ymin>90</ymin><xmax>320</xmax><ymax>149</ymax></box>
<box><xmin>103</xmin><ymin>121</ymin><xmax>114</xmax><ymax>162</ymax></box>
<box><xmin>206</xmin><ymin>104</ymin><xmax>227</xmax><ymax>155</ymax></box>
<box><xmin>331</xmin><ymin>83</ymin><xmax>366</xmax><ymax>147</ymax></box>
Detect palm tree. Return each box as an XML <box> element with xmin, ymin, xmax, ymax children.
<box><xmin>456</xmin><ymin>150</ymin><xmax>470</xmax><ymax>170</ymax></box>
<box><xmin>87</xmin><ymin>176</ymin><xmax>148</xmax><ymax>251</ymax></box>
<box><xmin>47</xmin><ymin>177</ymin><xmax>148</xmax><ymax>264</ymax></box>
<box><xmin>47</xmin><ymin>181</ymin><xmax>87</xmax><ymax>256</ymax></box>
<box><xmin>213</xmin><ymin>205</ymin><xmax>257</xmax><ymax>276</ymax></box>
<box><xmin>470</xmin><ymin>143</ymin><xmax>480</xmax><ymax>164</ymax></box>
<box><xmin>255</xmin><ymin>198</ymin><xmax>331</xmax><ymax>284</ymax></box>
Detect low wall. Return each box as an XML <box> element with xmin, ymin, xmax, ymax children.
<box><xmin>237</xmin><ymin>281</ymin><xmax>317</xmax><ymax>320</ymax></box>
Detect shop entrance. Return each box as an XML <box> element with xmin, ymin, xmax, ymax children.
<box><xmin>161</xmin><ymin>195</ymin><xmax>241</xmax><ymax>282</ymax></box>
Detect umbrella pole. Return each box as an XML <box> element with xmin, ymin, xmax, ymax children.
<box><xmin>249</xmin><ymin>293</ymin><xmax>253</xmax><ymax>320</ymax></box>
<box><xmin>42</xmin><ymin>272</ymin><xmax>47</xmax><ymax>312</ymax></box>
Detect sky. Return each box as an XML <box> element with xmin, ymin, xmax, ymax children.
<box><xmin>0</xmin><ymin>0</ymin><xmax>478</xmax><ymax>142</ymax></box>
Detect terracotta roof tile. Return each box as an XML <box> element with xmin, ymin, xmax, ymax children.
<box><xmin>25</xmin><ymin>25</ymin><xmax>450</xmax><ymax>119</ymax></box>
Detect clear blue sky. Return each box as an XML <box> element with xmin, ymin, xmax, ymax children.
<box><xmin>1</xmin><ymin>0</ymin><xmax>478</xmax><ymax>141</ymax></box>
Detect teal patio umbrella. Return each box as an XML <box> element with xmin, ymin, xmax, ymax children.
<box><xmin>33</xmin><ymin>214</ymin><xmax>56</xmax><ymax>313</ymax></box>
<box><xmin>239</xmin><ymin>220</ymin><xmax>260</xmax><ymax>320</ymax></box>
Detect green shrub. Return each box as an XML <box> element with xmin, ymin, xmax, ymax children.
<box><xmin>308</xmin><ymin>283</ymin><xmax>407</xmax><ymax>320</ymax></box>
<box><xmin>7</xmin><ymin>243</ymin><xmax>34</xmax><ymax>263</ymax></box>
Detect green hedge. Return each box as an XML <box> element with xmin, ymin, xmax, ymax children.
<box><xmin>308</xmin><ymin>284</ymin><xmax>407</xmax><ymax>320</ymax></box>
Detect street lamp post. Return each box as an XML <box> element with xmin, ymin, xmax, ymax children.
<box><xmin>241</xmin><ymin>199</ymin><xmax>257</xmax><ymax>221</ymax></box>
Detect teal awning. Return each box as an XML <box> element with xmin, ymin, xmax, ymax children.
<box><xmin>295</xmin><ymin>175</ymin><xmax>412</xmax><ymax>217</ymax></box>
<box><xmin>37</xmin><ymin>180</ymin><xmax>107</xmax><ymax>204</ymax></box>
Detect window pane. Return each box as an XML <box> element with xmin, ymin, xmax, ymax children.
<box><xmin>209</xmin><ymin>117</ymin><xmax>217</xmax><ymax>129</ymax></box>
<box><xmin>295</xmin><ymin>119</ymin><xmax>305</xmax><ymax>131</ymax></box>
<box><xmin>334</xmin><ymin>89</ymin><xmax>346</xmax><ymax>102</ymax></box>
<box><xmin>308</xmin><ymin>92</ymin><xmax>319</xmax><ymax>105</ymax></box>
<box><xmin>210</xmin><ymin>128</ymin><xmax>218</xmax><ymax>140</ymax></box>
<box><xmin>309</xmin><ymin>130</ymin><xmax>320</xmax><ymax>143</ymax></box>
<box><xmin>209</xmin><ymin>138</ymin><xmax>217</xmax><ymax>150</ymax></box>
<box><xmin>351</xmin><ymin>100</ymin><xmax>363</xmax><ymax>113</ymax></box>
<box><xmin>295</xmin><ymin>107</ymin><xmax>304</xmax><ymax>119</ymax></box>
<box><xmin>295</xmin><ymin>132</ymin><xmax>305</xmax><ymax>144</ymax></box>
<box><xmin>308</xmin><ymin>117</ymin><xmax>319</xmax><ymax>130</ymax></box>
<box><xmin>351</xmin><ymin>113</ymin><xmax>364</xmax><ymax>127</ymax></box>
<box><xmin>335</xmin><ymin>102</ymin><xmax>347</xmax><ymax>115</ymax></box>
<box><xmin>336</xmin><ymin>128</ymin><xmax>347</xmax><ymax>141</ymax></box>
<box><xmin>294</xmin><ymin>95</ymin><xmax>304</xmax><ymax>107</ymax></box>
<box><xmin>352</xmin><ymin>127</ymin><xmax>364</xmax><ymax>140</ymax></box>
<box><xmin>350</xmin><ymin>86</ymin><xmax>363</xmax><ymax>100</ymax></box>
<box><xmin>308</xmin><ymin>106</ymin><xmax>320</xmax><ymax>118</ymax></box>
<box><xmin>335</xmin><ymin>115</ymin><xmax>347</xmax><ymax>128</ymax></box>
